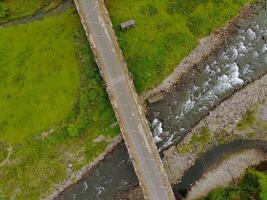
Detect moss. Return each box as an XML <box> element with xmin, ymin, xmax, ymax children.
<box><xmin>177</xmin><ymin>144</ymin><xmax>193</xmax><ymax>154</ymax></box>
<box><xmin>191</xmin><ymin>127</ymin><xmax>211</xmax><ymax>145</ymax></box>
<box><xmin>248</xmin><ymin>131</ymin><xmax>256</xmax><ymax>139</ymax></box>
<box><xmin>177</xmin><ymin>127</ymin><xmax>211</xmax><ymax>154</ymax></box>
<box><xmin>237</xmin><ymin>109</ymin><xmax>257</xmax><ymax>131</ymax></box>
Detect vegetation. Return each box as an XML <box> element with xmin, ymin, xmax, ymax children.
<box><xmin>237</xmin><ymin>109</ymin><xmax>257</xmax><ymax>131</ymax></box>
<box><xmin>0</xmin><ymin>0</ymin><xmax>62</xmax><ymax>24</ymax></box>
<box><xmin>0</xmin><ymin>142</ymin><xmax>8</xmax><ymax>163</ymax></box>
<box><xmin>107</xmin><ymin>0</ymin><xmax>252</xmax><ymax>93</ymax></box>
<box><xmin>199</xmin><ymin>169</ymin><xmax>267</xmax><ymax>200</ymax></box>
<box><xmin>177</xmin><ymin>127</ymin><xmax>211</xmax><ymax>154</ymax></box>
<box><xmin>0</xmin><ymin>10</ymin><xmax>81</xmax><ymax>143</ymax></box>
<box><xmin>0</xmin><ymin>3</ymin><xmax>8</xmax><ymax>18</ymax></box>
<box><xmin>0</xmin><ymin>10</ymin><xmax>118</xmax><ymax>199</ymax></box>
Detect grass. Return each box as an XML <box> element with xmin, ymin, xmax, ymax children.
<box><xmin>0</xmin><ymin>0</ymin><xmax>62</xmax><ymax>24</ymax></box>
<box><xmin>0</xmin><ymin>8</ymin><xmax>80</xmax><ymax>144</ymax></box>
<box><xmin>0</xmin><ymin>9</ymin><xmax>118</xmax><ymax>199</ymax></box>
<box><xmin>177</xmin><ymin>127</ymin><xmax>211</xmax><ymax>154</ymax></box>
<box><xmin>106</xmin><ymin>0</ymin><xmax>252</xmax><ymax>93</ymax></box>
<box><xmin>237</xmin><ymin>109</ymin><xmax>257</xmax><ymax>131</ymax></box>
<box><xmin>199</xmin><ymin>169</ymin><xmax>267</xmax><ymax>200</ymax></box>
<box><xmin>0</xmin><ymin>142</ymin><xmax>8</xmax><ymax>163</ymax></box>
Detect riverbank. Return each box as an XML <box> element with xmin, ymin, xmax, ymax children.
<box><xmin>186</xmin><ymin>148</ymin><xmax>267</xmax><ymax>200</ymax></box>
<box><xmin>115</xmin><ymin>56</ymin><xmax>267</xmax><ymax>199</ymax></box>
<box><xmin>141</xmin><ymin>2</ymin><xmax>258</xmax><ymax>101</ymax></box>
<box><xmin>45</xmin><ymin>135</ymin><xmax>123</xmax><ymax>200</ymax></box>
<box><xmin>162</xmin><ymin>72</ymin><xmax>267</xmax><ymax>185</ymax></box>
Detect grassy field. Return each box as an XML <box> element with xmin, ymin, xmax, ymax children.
<box><xmin>0</xmin><ymin>0</ymin><xmax>62</xmax><ymax>24</ymax></box>
<box><xmin>0</xmin><ymin>9</ymin><xmax>118</xmax><ymax>199</ymax></box>
<box><xmin>0</xmin><ymin>10</ymin><xmax>80</xmax><ymax>143</ymax></box>
<box><xmin>106</xmin><ymin>0</ymin><xmax>251</xmax><ymax>93</ymax></box>
<box><xmin>200</xmin><ymin>169</ymin><xmax>267</xmax><ymax>200</ymax></box>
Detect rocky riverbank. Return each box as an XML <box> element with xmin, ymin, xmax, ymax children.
<box><xmin>44</xmin><ymin>135</ymin><xmax>123</xmax><ymax>200</ymax></box>
<box><xmin>141</xmin><ymin>2</ymin><xmax>259</xmax><ymax>101</ymax></box>
<box><xmin>163</xmin><ymin>72</ymin><xmax>267</xmax><ymax>185</ymax></box>
<box><xmin>116</xmin><ymin>69</ymin><xmax>267</xmax><ymax>200</ymax></box>
<box><xmin>186</xmin><ymin>149</ymin><xmax>267</xmax><ymax>200</ymax></box>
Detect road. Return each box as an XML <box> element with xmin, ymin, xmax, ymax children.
<box><xmin>73</xmin><ymin>0</ymin><xmax>176</xmax><ymax>199</ymax></box>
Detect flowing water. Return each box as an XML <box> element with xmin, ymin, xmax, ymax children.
<box><xmin>57</xmin><ymin>7</ymin><xmax>267</xmax><ymax>200</ymax></box>
<box><xmin>173</xmin><ymin>140</ymin><xmax>267</xmax><ymax>197</ymax></box>
<box><xmin>148</xmin><ymin>9</ymin><xmax>267</xmax><ymax>150</ymax></box>
<box><xmin>56</xmin><ymin>143</ymin><xmax>138</xmax><ymax>200</ymax></box>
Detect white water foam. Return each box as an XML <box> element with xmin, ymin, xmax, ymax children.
<box><xmin>151</xmin><ymin>119</ymin><xmax>163</xmax><ymax>143</ymax></box>
<box><xmin>246</xmin><ymin>28</ymin><xmax>257</xmax><ymax>40</ymax></box>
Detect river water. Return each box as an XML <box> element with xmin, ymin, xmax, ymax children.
<box><xmin>173</xmin><ymin>140</ymin><xmax>267</xmax><ymax>197</ymax></box>
<box><xmin>148</xmin><ymin>9</ymin><xmax>267</xmax><ymax>151</ymax></box>
<box><xmin>57</xmin><ymin>6</ymin><xmax>267</xmax><ymax>200</ymax></box>
<box><xmin>56</xmin><ymin>143</ymin><xmax>138</xmax><ymax>200</ymax></box>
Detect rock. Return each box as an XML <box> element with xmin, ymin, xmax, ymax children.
<box><xmin>93</xmin><ymin>135</ymin><xmax>106</xmax><ymax>143</ymax></box>
<box><xmin>258</xmin><ymin>104</ymin><xmax>267</xmax><ymax>121</ymax></box>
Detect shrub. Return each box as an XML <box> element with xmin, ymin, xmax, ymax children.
<box><xmin>0</xmin><ymin>3</ymin><xmax>8</xmax><ymax>18</ymax></box>
<box><xmin>67</xmin><ymin>124</ymin><xmax>79</xmax><ymax>137</ymax></box>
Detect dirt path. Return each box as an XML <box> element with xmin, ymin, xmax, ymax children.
<box><xmin>0</xmin><ymin>145</ymin><xmax>12</xmax><ymax>168</ymax></box>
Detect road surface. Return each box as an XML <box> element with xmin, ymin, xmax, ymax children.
<box><xmin>74</xmin><ymin>0</ymin><xmax>176</xmax><ymax>199</ymax></box>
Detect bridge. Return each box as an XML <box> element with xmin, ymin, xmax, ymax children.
<box><xmin>73</xmin><ymin>0</ymin><xmax>176</xmax><ymax>199</ymax></box>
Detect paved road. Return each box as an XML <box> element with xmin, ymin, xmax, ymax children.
<box><xmin>74</xmin><ymin>0</ymin><xmax>176</xmax><ymax>199</ymax></box>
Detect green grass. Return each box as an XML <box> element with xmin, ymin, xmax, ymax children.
<box><xmin>0</xmin><ymin>0</ymin><xmax>62</xmax><ymax>24</ymax></box>
<box><xmin>0</xmin><ymin>8</ymin><xmax>80</xmax><ymax>144</ymax></box>
<box><xmin>177</xmin><ymin>127</ymin><xmax>211</xmax><ymax>154</ymax></box>
<box><xmin>107</xmin><ymin>0</ymin><xmax>251</xmax><ymax>93</ymax></box>
<box><xmin>0</xmin><ymin>9</ymin><xmax>118</xmax><ymax>199</ymax></box>
<box><xmin>0</xmin><ymin>142</ymin><xmax>8</xmax><ymax>163</ymax></box>
<box><xmin>237</xmin><ymin>109</ymin><xmax>257</xmax><ymax>131</ymax></box>
<box><xmin>199</xmin><ymin>169</ymin><xmax>267</xmax><ymax>200</ymax></box>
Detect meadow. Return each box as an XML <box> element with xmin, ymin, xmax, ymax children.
<box><xmin>106</xmin><ymin>0</ymin><xmax>252</xmax><ymax>93</ymax></box>
<box><xmin>0</xmin><ymin>0</ymin><xmax>63</xmax><ymax>23</ymax></box>
<box><xmin>0</xmin><ymin>9</ymin><xmax>118</xmax><ymax>199</ymax></box>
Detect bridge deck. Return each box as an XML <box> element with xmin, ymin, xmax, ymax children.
<box><xmin>74</xmin><ymin>0</ymin><xmax>175</xmax><ymax>199</ymax></box>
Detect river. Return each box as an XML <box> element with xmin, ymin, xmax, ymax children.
<box><xmin>148</xmin><ymin>9</ymin><xmax>267</xmax><ymax>150</ymax></box>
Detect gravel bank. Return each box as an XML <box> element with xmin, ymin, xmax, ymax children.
<box><xmin>186</xmin><ymin>149</ymin><xmax>267</xmax><ymax>200</ymax></box>
<box><xmin>163</xmin><ymin>72</ymin><xmax>267</xmax><ymax>184</ymax></box>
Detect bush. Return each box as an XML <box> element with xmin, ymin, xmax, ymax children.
<box><xmin>200</xmin><ymin>169</ymin><xmax>267</xmax><ymax>200</ymax></box>
<box><xmin>67</xmin><ymin>124</ymin><xmax>79</xmax><ymax>137</ymax></box>
<box><xmin>0</xmin><ymin>3</ymin><xmax>8</xmax><ymax>18</ymax></box>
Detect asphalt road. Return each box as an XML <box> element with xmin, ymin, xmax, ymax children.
<box><xmin>74</xmin><ymin>0</ymin><xmax>176</xmax><ymax>199</ymax></box>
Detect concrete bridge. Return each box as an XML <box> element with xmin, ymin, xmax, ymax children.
<box><xmin>73</xmin><ymin>0</ymin><xmax>176</xmax><ymax>199</ymax></box>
